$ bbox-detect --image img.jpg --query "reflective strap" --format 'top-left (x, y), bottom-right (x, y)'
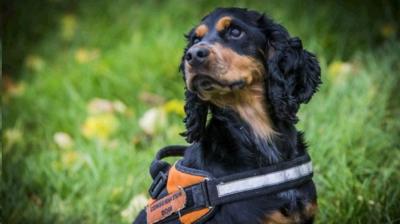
top-left (216, 161), bottom-right (312, 197)
top-left (147, 152), bottom-right (314, 223)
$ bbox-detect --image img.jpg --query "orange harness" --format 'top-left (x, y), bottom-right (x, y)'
top-left (147, 163), bottom-right (213, 224)
top-left (146, 145), bottom-right (313, 224)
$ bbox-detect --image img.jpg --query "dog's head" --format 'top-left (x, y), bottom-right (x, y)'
top-left (181, 8), bottom-right (321, 143)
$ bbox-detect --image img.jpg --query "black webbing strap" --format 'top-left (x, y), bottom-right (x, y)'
top-left (207, 154), bottom-right (312, 206)
top-left (182, 154), bottom-right (313, 209)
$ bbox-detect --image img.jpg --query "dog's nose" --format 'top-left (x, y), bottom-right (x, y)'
top-left (185, 46), bottom-right (210, 66)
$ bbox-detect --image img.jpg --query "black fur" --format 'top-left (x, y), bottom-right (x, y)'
top-left (134, 7), bottom-right (321, 224)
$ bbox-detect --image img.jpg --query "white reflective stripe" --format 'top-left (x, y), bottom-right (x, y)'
top-left (216, 161), bottom-right (313, 197)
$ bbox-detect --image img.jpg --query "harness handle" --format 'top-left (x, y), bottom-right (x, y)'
top-left (148, 145), bottom-right (188, 198)
top-left (150, 145), bottom-right (188, 179)
top-left (155, 145), bottom-right (187, 160)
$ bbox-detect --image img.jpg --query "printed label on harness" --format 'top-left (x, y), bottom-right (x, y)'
top-left (146, 189), bottom-right (187, 224)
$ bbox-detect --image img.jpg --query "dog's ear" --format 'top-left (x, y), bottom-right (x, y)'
top-left (259, 16), bottom-right (321, 123)
top-left (181, 89), bottom-right (208, 143)
top-left (179, 30), bottom-right (209, 143)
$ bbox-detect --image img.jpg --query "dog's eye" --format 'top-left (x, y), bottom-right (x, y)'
top-left (228, 27), bottom-right (243, 39)
top-left (193, 37), bottom-right (201, 44)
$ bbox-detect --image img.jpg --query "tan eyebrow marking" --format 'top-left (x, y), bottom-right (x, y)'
top-left (194, 24), bottom-right (208, 38)
top-left (215, 16), bottom-right (232, 32)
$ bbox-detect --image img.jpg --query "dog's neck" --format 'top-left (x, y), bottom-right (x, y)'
top-left (199, 85), bottom-right (302, 175)
top-left (206, 83), bottom-right (276, 140)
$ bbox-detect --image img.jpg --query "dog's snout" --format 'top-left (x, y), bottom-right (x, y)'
top-left (186, 46), bottom-right (210, 66)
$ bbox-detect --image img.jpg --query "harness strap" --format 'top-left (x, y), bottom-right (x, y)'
top-left (147, 146), bottom-right (314, 224)
top-left (184, 154), bottom-right (313, 208)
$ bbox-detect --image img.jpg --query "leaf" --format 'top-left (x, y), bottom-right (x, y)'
top-left (3, 76), bottom-right (26, 97)
top-left (138, 107), bottom-right (167, 136)
top-left (87, 98), bottom-right (128, 115)
top-left (87, 98), bottom-right (114, 114)
top-left (138, 91), bottom-right (165, 106)
top-left (113, 100), bottom-right (127, 114)
top-left (53, 132), bottom-right (74, 149)
top-left (121, 194), bottom-right (148, 222)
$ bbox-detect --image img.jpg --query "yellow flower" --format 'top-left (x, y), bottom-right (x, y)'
top-left (327, 60), bottom-right (353, 84)
top-left (4, 128), bottom-right (23, 151)
top-left (61, 14), bottom-right (77, 40)
top-left (74, 48), bottom-right (99, 64)
top-left (111, 187), bottom-right (123, 200)
top-left (81, 113), bottom-right (119, 140)
top-left (25, 55), bottom-right (45, 72)
top-left (381, 23), bottom-right (396, 39)
top-left (61, 150), bottom-right (80, 167)
top-left (163, 99), bottom-right (185, 117)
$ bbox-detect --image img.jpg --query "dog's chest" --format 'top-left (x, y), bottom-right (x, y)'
top-left (208, 187), bottom-right (317, 224)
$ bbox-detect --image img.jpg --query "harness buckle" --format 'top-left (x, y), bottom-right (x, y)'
top-left (148, 171), bottom-right (168, 199)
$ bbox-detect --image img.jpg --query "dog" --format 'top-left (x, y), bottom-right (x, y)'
top-left (134, 7), bottom-right (321, 224)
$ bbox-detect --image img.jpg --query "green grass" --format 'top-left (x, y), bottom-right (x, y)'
top-left (2, 1), bottom-right (400, 223)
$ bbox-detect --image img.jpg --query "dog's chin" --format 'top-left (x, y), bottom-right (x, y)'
top-left (189, 75), bottom-right (246, 100)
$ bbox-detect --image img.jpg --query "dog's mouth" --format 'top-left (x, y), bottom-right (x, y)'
top-left (190, 74), bottom-right (246, 94)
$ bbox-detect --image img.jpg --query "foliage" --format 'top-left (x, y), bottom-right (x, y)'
top-left (2, 0), bottom-right (399, 223)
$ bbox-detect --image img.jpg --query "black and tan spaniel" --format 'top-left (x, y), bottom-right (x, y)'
top-left (134, 7), bottom-right (321, 224)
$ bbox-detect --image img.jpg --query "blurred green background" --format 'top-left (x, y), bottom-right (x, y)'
top-left (2, 0), bottom-right (400, 223)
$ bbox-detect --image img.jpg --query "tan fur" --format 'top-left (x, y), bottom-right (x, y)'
top-left (215, 16), bottom-right (232, 32)
top-left (185, 43), bottom-right (276, 139)
top-left (211, 84), bottom-right (275, 140)
top-left (263, 211), bottom-right (299, 224)
top-left (262, 202), bottom-right (318, 224)
top-left (185, 43), bottom-right (263, 90)
top-left (303, 202), bottom-right (318, 220)
top-left (194, 24), bottom-right (208, 38)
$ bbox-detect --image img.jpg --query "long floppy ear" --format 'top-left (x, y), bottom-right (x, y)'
top-left (181, 89), bottom-right (208, 143)
top-left (259, 16), bottom-right (321, 124)
top-left (179, 31), bottom-right (209, 143)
